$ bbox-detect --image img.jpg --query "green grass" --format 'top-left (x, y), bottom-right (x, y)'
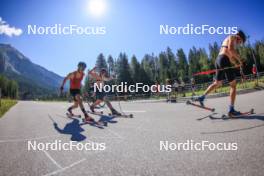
top-left (0, 99), bottom-right (17, 117)
top-left (124, 77), bottom-right (264, 101)
top-left (184, 78), bottom-right (264, 97)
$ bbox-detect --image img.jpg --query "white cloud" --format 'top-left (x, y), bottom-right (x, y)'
top-left (0, 17), bottom-right (23, 37)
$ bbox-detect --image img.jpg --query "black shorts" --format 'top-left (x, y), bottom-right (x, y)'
top-left (70, 89), bottom-right (81, 101)
top-left (95, 91), bottom-right (106, 101)
top-left (215, 55), bottom-right (236, 82)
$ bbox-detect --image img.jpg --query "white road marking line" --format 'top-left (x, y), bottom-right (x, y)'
top-left (123, 110), bottom-right (146, 113)
top-left (0, 134), bottom-right (60, 143)
top-left (89, 136), bottom-right (121, 139)
top-left (105, 128), bottom-right (123, 139)
top-left (43, 158), bottom-right (86, 176)
top-left (43, 150), bottom-right (62, 169)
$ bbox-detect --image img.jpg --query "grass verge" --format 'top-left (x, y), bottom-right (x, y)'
top-left (0, 99), bottom-right (17, 118)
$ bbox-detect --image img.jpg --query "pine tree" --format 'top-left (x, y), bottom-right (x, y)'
top-left (158, 52), bottom-right (169, 83)
top-left (209, 42), bottom-right (219, 69)
top-left (198, 48), bottom-right (210, 71)
top-left (107, 55), bottom-right (115, 76)
top-left (166, 47), bottom-right (178, 80)
top-left (0, 75), bottom-right (18, 98)
top-left (177, 48), bottom-right (189, 82)
top-left (130, 55), bottom-right (141, 83)
top-left (141, 54), bottom-right (155, 84)
top-left (116, 53), bottom-right (132, 84)
top-left (0, 54), bottom-right (5, 73)
top-left (238, 43), bottom-right (257, 74)
top-left (96, 53), bottom-right (108, 72)
top-left (188, 47), bottom-right (200, 77)
top-left (254, 40), bottom-right (264, 71)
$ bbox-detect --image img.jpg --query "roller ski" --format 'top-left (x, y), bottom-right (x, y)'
top-left (222, 108), bottom-right (254, 118)
top-left (108, 109), bottom-right (133, 118)
top-left (82, 114), bottom-right (107, 127)
top-left (186, 95), bottom-right (215, 112)
top-left (66, 112), bottom-right (81, 119)
top-left (88, 105), bottom-right (104, 115)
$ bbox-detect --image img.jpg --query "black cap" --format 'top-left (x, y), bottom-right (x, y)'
top-left (78, 62), bottom-right (86, 69)
top-left (236, 30), bottom-right (246, 43)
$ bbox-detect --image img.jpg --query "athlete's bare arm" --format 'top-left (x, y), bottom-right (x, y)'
top-left (102, 75), bottom-right (115, 82)
top-left (88, 67), bottom-right (102, 81)
top-left (61, 73), bottom-right (73, 88)
top-left (228, 36), bottom-right (243, 66)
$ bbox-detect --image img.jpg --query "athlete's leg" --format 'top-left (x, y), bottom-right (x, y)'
top-left (194, 80), bottom-right (222, 106)
top-left (90, 92), bottom-right (104, 112)
top-left (227, 74), bottom-right (240, 115)
top-left (75, 94), bottom-right (93, 120)
top-left (92, 99), bottom-right (103, 107)
top-left (229, 80), bottom-right (237, 106)
top-left (104, 96), bottom-right (121, 115)
top-left (228, 80), bottom-right (240, 115)
top-left (105, 100), bottom-right (113, 109)
top-left (195, 55), bottom-right (225, 106)
top-left (90, 99), bottom-right (103, 112)
top-left (67, 101), bottom-right (78, 115)
top-left (203, 80), bottom-right (222, 96)
top-left (225, 65), bottom-right (240, 115)
top-left (204, 56), bottom-right (224, 96)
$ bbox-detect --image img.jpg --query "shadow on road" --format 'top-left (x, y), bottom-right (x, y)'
top-left (209, 113), bottom-right (264, 121)
top-left (201, 123), bottom-right (264, 134)
top-left (48, 114), bottom-right (120, 141)
top-left (48, 115), bottom-right (86, 141)
top-left (55, 114), bottom-right (105, 129)
top-left (54, 119), bottom-right (87, 141)
top-left (99, 115), bottom-right (118, 124)
top-left (201, 114), bottom-right (264, 134)
top-left (196, 113), bottom-right (218, 121)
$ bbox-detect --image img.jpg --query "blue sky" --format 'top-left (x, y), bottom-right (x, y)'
top-left (0, 0), bottom-right (263, 76)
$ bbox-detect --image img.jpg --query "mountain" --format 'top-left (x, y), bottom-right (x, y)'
top-left (0, 44), bottom-right (64, 99)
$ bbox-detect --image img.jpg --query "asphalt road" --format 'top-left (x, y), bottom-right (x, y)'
top-left (0, 91), bottom-right (264, 176)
